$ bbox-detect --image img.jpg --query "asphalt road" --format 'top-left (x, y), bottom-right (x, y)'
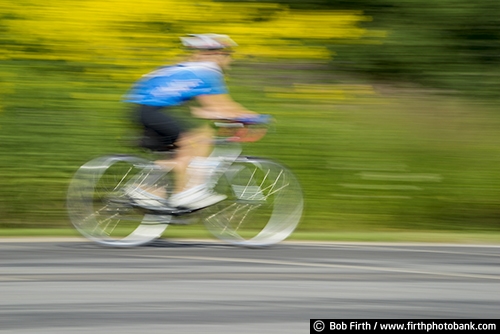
top-left (1, 238), bottom-right (499, 333)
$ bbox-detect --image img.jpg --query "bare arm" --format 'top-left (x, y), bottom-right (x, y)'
top-left (191, 94), bottom-right (257, 119)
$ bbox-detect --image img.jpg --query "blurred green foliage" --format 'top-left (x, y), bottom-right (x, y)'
top-left (261, 0), bottom-right (500, 96)
top-left (1, 0), bottom-right (500, 234)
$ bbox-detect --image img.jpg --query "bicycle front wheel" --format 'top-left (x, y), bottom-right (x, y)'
top-left (203, 157), bottom-right (303, 247)
top-left (66, 155), bottom-right (170, 247)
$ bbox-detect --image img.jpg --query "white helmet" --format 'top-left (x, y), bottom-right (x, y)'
top-left (180, 34), bottom-right (237, 50)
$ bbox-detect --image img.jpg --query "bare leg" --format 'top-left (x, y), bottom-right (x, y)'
top-left (128, 124), bottom-right (225, 209)
top-left (155, 125), bottom-right (214, 194)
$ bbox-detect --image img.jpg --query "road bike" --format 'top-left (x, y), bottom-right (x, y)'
top-left (66, 115), bottom-right (303, 247)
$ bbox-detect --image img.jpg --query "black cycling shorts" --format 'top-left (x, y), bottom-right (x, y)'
top-left (133, 104), bottom-right (184, 151)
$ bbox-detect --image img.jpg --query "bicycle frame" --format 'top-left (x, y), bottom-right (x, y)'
top-left (67, 117), bottom-right (303, 247)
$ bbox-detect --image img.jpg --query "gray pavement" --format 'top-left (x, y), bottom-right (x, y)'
top-left (0, 238), bottom-right (499, 333)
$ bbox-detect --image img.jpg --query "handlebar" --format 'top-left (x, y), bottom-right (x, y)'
top-left (212, 114), bottom-right (272, 125)
top-left (212, 114), bottom-right (273, 143)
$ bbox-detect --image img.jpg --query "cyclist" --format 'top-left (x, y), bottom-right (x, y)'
top-left (123, 34), bottom-right (258, 210)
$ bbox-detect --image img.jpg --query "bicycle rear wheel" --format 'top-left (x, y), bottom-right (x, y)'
top-left (67, 155), bottom-right (170, 247)
top-left (203, 157), bottom-right (303, 247)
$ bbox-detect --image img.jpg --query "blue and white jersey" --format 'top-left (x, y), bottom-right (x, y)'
top-left (124, 62), bottom-right (228, 106)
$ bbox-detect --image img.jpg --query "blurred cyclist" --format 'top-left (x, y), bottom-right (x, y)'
top-left (124, 34), bottom-right (257, 210)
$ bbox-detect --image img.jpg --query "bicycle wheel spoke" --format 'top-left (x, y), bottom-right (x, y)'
top-left (112, 166), bottom-right (134, 192)
top-left (98, 213), bottom-right (122, 235)
top-left (239, 167), bottom-right (260, 199)
top-left (67, 155), bottom-right (169, 246)
top-left (233, 204), bottom-right (262, 231)
top-left (204, 157), bottom-right (303, 246)
top-left (260, 181), bottom-right (289, 199)
top-left (206, 202), bottom-right (261, 236)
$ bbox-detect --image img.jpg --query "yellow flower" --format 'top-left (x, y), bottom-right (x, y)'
top-left (0, 0), bottom-right (384, 92)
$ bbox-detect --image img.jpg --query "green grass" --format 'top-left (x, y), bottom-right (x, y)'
top-left (1, 228), bottom-right (499, 245)
top-left (1, 60), bottom-right (500, 237)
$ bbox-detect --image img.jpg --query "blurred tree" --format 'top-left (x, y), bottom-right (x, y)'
top-left (229, 0), bottom-right (500, 96)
